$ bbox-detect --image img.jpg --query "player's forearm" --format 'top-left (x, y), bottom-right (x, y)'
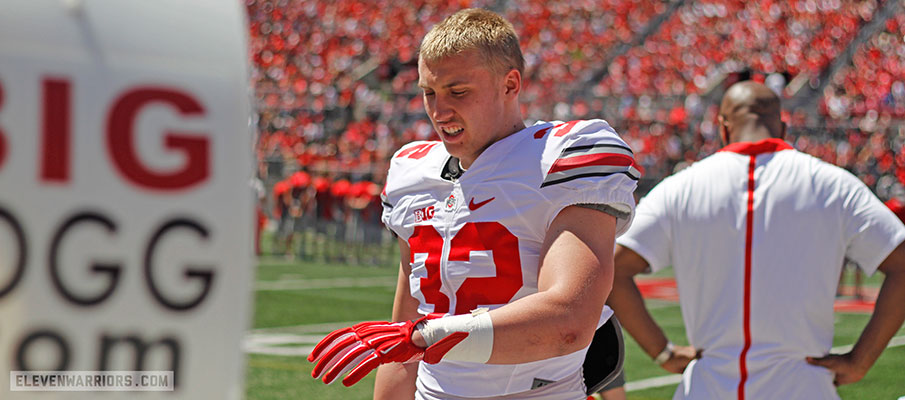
top-left (373, 363), bottom-right (418, 400)
top-left (482, 215), bottom-right (615, 365)
top-left (849, 269), bottom-right (905, 371)
top-left (607, 274), bottom-right (669, 359)
top-left (484, 282), bottom-right (609, 364)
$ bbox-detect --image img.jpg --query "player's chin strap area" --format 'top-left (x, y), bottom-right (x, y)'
top-left (441, 156), bottom-right (465, 181)
top-left (418, 307), bottom-right (494, 363)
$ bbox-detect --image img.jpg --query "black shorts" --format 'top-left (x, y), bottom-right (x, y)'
top-left (583, 316), bottom-right (625, 395)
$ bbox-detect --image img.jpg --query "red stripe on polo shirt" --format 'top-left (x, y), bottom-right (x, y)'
top-left (737, 155), bottom-right (757, 400)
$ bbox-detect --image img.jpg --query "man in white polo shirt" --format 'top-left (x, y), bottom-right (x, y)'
top-left (608, 81), bottom-right (905, 399)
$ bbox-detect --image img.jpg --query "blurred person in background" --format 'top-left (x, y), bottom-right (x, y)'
top-left (289, 169), bottom-right (314, 259)
top-left (329, 174), bottom-right (352, 262)
top-left (271, 178), bottom-right (294, 258)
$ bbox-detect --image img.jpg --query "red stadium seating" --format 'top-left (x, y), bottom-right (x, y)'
top-left (247, 0), bottom-right (905, 200)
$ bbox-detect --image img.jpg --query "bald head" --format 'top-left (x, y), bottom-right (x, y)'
top-left (718, 81), bottom-right (785, 144)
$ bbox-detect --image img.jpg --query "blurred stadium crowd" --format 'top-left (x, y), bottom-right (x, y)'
top-left (247, 0), bottom-right (905, 261)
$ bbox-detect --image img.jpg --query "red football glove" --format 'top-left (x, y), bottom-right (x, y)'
top-left (307, 314), bottom-right (468, 386)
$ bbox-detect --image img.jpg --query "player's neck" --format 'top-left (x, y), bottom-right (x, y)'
top-left (461, 121), bottom-right (526, 170)
top-left (730, 129), bottom-right (775, 145)
top-left (498, 120), bottom-right (527, 142)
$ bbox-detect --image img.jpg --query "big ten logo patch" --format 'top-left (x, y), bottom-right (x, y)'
top-left (414, 206), bottom-right (435, 223)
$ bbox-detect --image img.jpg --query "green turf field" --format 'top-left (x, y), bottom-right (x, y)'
top-left (246, 258), bottom-right (905, 399)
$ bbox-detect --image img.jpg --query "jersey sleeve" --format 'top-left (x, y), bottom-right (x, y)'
top-left (379, 184), bottom-right (393, 231)
top-left (380, 141), bottom-right (441, 236)
top-left (539, 119), bottom-right (639, 236)
top-left (615, 178), bottom-right (675, 273)
top-left (840, 172), bottom-right (905, 275)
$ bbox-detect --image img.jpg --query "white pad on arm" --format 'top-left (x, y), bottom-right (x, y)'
top-left (417, 309), bottom-right (494, 363)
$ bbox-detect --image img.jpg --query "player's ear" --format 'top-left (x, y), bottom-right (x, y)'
top-left (503, 69), bottom-right (521, 97)
top-left (718, 116), bottom-right (729, 145)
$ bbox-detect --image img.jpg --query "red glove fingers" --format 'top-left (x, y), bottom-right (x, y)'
top-left (307, 327), bottom-right (353, 363)
top-left (311, 321), bottom-right (409, 382)
top-left (341, 352), bottom-right (383, 386)
top-left (309, 331), bottom-right (359, 379)
top-left (308, 321), bottom-right (410, 384)
top-left (308, 315), bottom-right (469, 387)
top-left (338, 332), bottom-right (469, 387)
top-left (321, 343), bottom-right (374, 385)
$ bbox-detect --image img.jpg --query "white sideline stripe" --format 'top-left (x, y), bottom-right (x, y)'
top-left (829, 334), bottom-right (905, 354)
top-left (252, 321), bottom-right (362, 334)
top-left (625, 374), bottom-right (682, 392)
top-left (243, 333), bottom-right (320, 357)
top-left (244, 344), bottom-right (315, 357)
top-left (255, 276), bottom-right (397, 291)
top-left (245, 333), bottom-right (324, 344)
top-left (625, 335), bottom-right (905, 392)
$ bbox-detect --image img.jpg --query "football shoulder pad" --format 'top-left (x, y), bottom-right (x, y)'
top-left (381, 140), bottom-right (446, 211)
top-left (538, 119), bottom-right (641, 188)
top-left (535, 119), bottom-right (639, 235)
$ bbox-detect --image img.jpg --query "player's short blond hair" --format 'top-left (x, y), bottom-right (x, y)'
top-left (419, 8), bottom-right (525, 77)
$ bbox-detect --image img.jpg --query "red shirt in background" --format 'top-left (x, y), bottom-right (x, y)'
top-left (272, 180), bottom-right (291, 218)
top-left (885, 198), bottom-right (905, 223)
top-left (313, 176), bottom-right (333, 220)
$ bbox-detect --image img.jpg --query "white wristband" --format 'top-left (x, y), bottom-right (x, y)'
top-left (417, 309), bottom-right (493, 363)
top-left (654, 341), bottom-right (674, 365)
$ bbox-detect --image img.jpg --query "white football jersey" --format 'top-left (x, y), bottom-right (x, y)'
top-left (382, 119), bottom-right (638, 397)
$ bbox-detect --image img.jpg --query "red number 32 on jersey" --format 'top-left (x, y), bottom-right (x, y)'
top-left (408, 222), bottom-right (523, 315)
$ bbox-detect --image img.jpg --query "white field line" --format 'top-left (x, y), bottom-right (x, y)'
top-left (625, 335), bottom-right (905, 392)
top-left (245, 333), bottom-right (325, 344)
top-left (255, 276), bottom-right (396, 291)
top-left (625, 374), bottom-right (683, 392)
top-left (243, 333), bottom-right (320, 357)
top-left (245, 345), bottom-right (315, 357)
top-left (252, 321), bottom-right (363, 335)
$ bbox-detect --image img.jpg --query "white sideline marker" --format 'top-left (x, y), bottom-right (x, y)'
top-left (255, 276), bottom-right (397, 291)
